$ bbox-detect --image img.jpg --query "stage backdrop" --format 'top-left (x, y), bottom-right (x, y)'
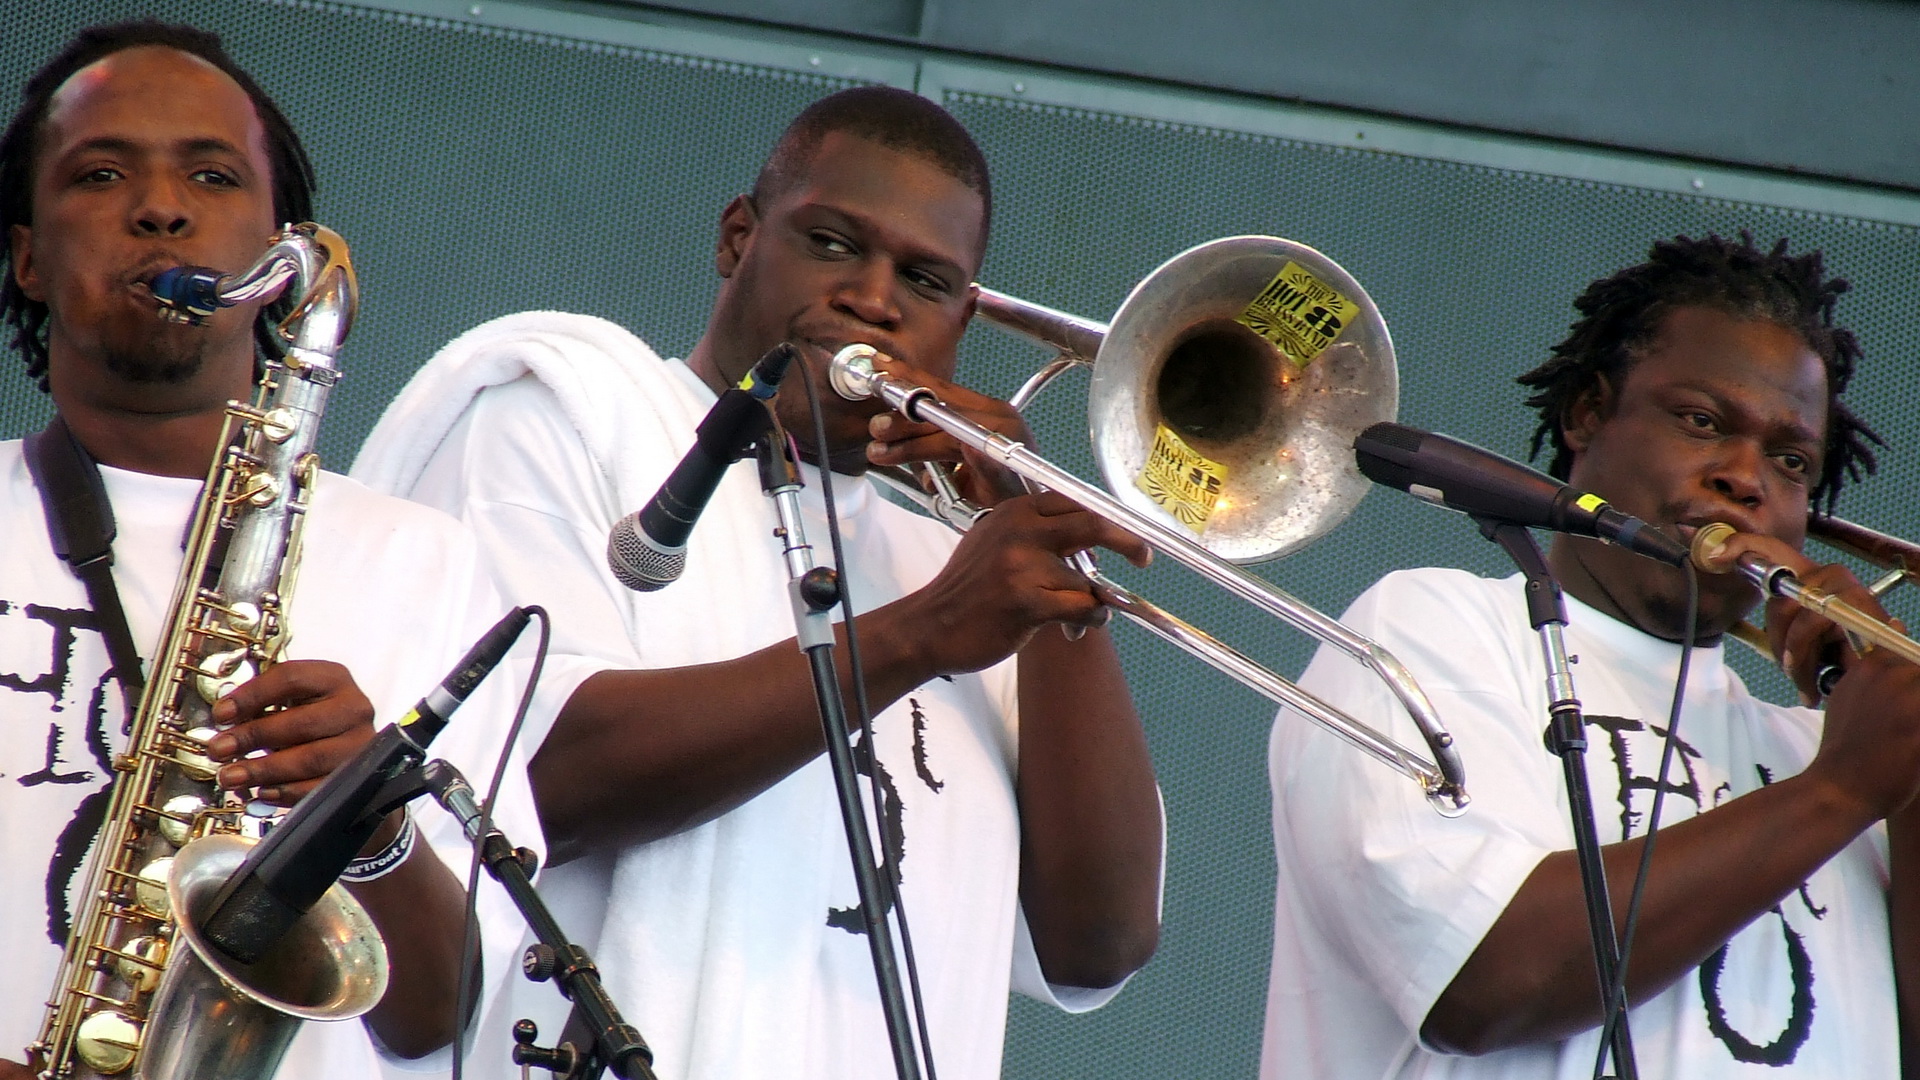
top-left (5, 2), bottom-right (1918, 1076)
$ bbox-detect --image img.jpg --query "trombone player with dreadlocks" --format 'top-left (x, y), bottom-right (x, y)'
top-left (1260, 234), bottom-right (1920, 1079)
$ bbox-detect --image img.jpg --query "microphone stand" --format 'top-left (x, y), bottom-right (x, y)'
top-left (423, 760), bottom-right (656, 1080)
top-left (1475, 517), bottom-right (1638, 1080)
top-left (757, 427), bottom-right (927, 1080)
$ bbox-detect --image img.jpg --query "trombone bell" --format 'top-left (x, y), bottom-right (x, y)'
top-left (1087, 236), bottom-right (1397, 564)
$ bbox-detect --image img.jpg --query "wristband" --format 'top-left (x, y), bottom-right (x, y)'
top-left (341, 811), bottom-right (416, 883)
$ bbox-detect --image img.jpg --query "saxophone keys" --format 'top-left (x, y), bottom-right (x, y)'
top-left (226, 601), bottom-right (263, 634)
top-left (113, 935), bottom-right (169, 993)
top-left (74, 1010), bottom-right (141, 1074)
top-left (259, 407), bottom-right (297, 443)
top-left (193, 648), bottom-right (255, 704)
top-left (156, 794), bottom-right (210, 847)
top-left (224, 404), bottom-right (297, 443)
top-left (172, 728), bottom-right (221, 782)
top-left (223, 470), bottom-right (281, 508)
top-left (133, 857), bottom-right (173, 918)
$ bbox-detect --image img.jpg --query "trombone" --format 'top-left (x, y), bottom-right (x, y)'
top-left (842, 235), bottom-right (1469, 815)
top-left (1705, 515), bottom-right (1920, 676)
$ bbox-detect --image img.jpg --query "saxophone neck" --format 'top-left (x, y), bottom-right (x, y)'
top-left (150, 223), bottom-right (357, 368)
top-left (272, 223), bottom-right (356, 366)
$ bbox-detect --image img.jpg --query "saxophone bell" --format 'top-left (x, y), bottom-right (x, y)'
top-left (139, 836), bottom-right (387, 1080)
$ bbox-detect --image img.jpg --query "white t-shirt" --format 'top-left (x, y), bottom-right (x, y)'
top-left (352, 312), bottom-right (1119, 1080)
top-left (1261, 567), bottom-right (1895, 1079)
top-left (0, 438), bottom-right (559, 1080)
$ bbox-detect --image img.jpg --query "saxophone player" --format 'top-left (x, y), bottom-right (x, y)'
top-left (0, 22), bottom-right (547, 1078)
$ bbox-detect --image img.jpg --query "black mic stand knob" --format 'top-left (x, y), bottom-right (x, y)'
top-left (799, 566), bottom-right (840, 612)
top-left (524, 943), bottom-right (560, 982)
top-left (512, 1018), bottom-right (581, 1079)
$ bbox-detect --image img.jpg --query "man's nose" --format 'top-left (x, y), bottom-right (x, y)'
top-left (832, 260), bottom-right (902, 329)
top-left (1707, 438), bottom-right (1767, 508)
top-left (130, 174), bottom-right (192, 237)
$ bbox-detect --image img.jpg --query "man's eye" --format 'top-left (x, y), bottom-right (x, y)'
top-left (191, 168), bottom-right (238, 187)
top-left (810, 231), bottom-right (854, 256)
top-left (78, 167), bottom-right (122, 184)
top-left (903, 268), bottom-right (951, 295)
top-left (1777, 451), bottom-right (1810, 475)
top-left (1681, 411), bottom-right (1716, 431)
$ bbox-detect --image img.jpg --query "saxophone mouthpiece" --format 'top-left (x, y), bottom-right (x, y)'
top-left (149, 265), bottom-right (227, 325)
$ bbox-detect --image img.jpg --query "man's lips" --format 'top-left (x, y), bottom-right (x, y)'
top-left (1673, 511), bottom-right (1767, 545)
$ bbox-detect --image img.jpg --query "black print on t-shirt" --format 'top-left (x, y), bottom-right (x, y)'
top-left (1, 599), bottom-right (100, 704)
top-left (909, 696), bottom-right (943, 794)
top-left (1590, 718), bottom-right (1820, 1065)
top-left (1696, 764), bottom-right (1821, 1066)
top-left (828, 722), bottom-right (905, 935)
top-left (20, 724), bottom-right (92, 786)
top-left (3, 599), bottom-right (118, 947)
top-left (826, 695), bottom-right (945, 935)
top-left (1585, 714), bottom-right (1704, 838)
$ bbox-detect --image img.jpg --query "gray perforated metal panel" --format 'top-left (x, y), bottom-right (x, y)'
top-left (0, 0), bottom-right (866, 463)
top-left (4, 3), bottom-right (1918, 1078)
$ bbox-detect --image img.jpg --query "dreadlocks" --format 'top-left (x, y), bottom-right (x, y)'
top-left (1518, 232), bottom-right (1881, 513)
top-left (0, 20), bottom-right (316, 391)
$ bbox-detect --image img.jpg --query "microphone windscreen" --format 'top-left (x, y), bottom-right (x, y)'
top-left (607, 513), bottom-right (686, 592)
top-left (1353, 422), bottom-right (1424, 492)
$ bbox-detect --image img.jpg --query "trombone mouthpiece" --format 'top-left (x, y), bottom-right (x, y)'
top-left (829, 344), bottom-right (882, 400)
top-left (1690, 522), bottom-right (1740, 573)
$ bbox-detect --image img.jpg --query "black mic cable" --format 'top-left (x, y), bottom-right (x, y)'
top-left (793, 355), bottom-right (940, 1080)
top-left (451, 606), bottom-right (549, 1080)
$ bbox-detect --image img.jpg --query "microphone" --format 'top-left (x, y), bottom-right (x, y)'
top-left (198, 606), bottom-right (532, 964)
top-left (1353, 421), bottom-right (1690, 567)
top-left (607, 342), bottom-right (798, 591)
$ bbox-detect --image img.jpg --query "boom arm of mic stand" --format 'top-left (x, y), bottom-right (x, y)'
top-left (423, 761), bottom-right (657, 1080)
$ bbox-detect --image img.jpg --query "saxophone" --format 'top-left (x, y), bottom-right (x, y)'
top-left (33, 224), bottom-right (388, 1080)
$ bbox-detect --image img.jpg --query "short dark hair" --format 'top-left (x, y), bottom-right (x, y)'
top-left (0, 20), bottom-right (317, 391)
top-left (752, 85), bottom-right (991, 252)
top-left (1518, 232), bottom-right (1881, 513)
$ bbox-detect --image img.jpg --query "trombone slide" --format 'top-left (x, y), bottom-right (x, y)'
top-left (838, 346), bottom-right (1468, 813)
top-left (1693, 522), bottom-right (1920, 673)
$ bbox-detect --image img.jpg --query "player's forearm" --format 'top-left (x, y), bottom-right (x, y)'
top-left (349, 824), bottom-right (477, 1058)
top-left (1015, 624), bottom-right (1162, 989)
top-left (1423, 771), bottom-right (1874, 1054)
top-left (532, 604), bottom-right (939, 863)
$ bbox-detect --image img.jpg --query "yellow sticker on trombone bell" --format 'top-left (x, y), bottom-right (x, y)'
top-left (1136, 424), bottom-right (1230, 533)
top-left (1235, 261), bottom-right (1359, 367)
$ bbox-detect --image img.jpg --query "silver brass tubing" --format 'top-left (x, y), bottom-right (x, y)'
top-left (974, 287), bottom-right (1108, 362)
top-left (1009, 355), bottom-right (1088, 411)
top-left (1695, 522), bottom-right (1920, 671)
top-left (1091, 571), bottom-right (1457, 805)
top-left (840, 346), bottom-right (1468, 813)
top-left (209, 231), bottom-right (319, 306)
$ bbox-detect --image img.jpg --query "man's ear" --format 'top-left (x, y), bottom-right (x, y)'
top-left (1561, 373), bottom-right (1616, 456)
top-left (714, 194), bottom-right (757, 278)
top-left (10, 224), bottom-right (43, 301)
